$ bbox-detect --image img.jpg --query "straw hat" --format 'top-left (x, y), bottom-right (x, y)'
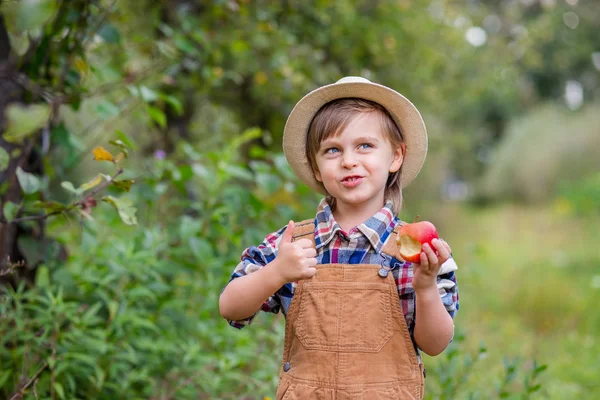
top-left (283, 76), bottom-right (428, 195)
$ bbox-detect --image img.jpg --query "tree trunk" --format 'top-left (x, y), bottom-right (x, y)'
top-left (0, 15), bottom-right (42, 286)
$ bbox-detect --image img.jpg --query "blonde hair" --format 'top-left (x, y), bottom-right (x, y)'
top-left (306, 98), bottom-right (404, 214)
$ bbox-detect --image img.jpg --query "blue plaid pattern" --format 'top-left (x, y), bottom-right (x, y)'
top-left (227, 199), bottom-right (459, 335)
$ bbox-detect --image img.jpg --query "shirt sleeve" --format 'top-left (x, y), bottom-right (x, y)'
top-left (225, 224), bottom-right (288, 329)
top-left (437, 257), bottom-right (459, 318)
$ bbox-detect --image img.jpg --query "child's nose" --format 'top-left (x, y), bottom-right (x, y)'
top-left (341, 152), bottom-right (358, 168)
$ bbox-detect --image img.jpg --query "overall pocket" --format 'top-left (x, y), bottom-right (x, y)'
top-left (294, 282), bottom-right (393, 352)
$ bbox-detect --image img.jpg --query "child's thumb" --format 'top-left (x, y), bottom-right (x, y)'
top-left (280, 220), bottom-right (295, 244)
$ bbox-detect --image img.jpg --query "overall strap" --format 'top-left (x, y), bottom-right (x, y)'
top-left (291, 219), bottom-right (316, 247)
top-left (380, 222), bottom-right (404, 261)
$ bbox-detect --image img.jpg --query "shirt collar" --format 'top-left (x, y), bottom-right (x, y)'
top-left (314, 198), bottom-right (397, 253)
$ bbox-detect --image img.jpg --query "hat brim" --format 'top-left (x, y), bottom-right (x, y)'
top-left (283, 79), bottom-right (428, 195)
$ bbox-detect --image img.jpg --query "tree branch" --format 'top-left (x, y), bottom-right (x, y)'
top-left (9, 361), bottom-right (48, 400)
top-left (1, 168), bottom-right (124, 224)
top-left (0, 258), bottom-right (24, 276)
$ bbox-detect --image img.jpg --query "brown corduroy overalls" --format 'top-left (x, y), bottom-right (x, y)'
top-left (275, 220), bottom-right (425, 400)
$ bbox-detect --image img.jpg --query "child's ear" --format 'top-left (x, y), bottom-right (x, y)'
top-left (314, 168), bottom-right (323, 182)
top-left (389, 143), bottom-right (406, 173)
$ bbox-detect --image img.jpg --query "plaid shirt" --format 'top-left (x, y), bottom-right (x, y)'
top-left (227, 199), bottom-right (459, 337)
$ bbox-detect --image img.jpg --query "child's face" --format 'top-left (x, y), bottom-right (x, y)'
top-left (313, 112), bottom-right (404, 214)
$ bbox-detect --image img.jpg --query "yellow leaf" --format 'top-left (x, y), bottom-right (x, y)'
top-left (79, 174), bottom-right (103, 192)
top-left (74, 57), bottom-right (89, 77)
top-left (254, 71), bottom-right (268, 86)
top-left (93, 147), bottom-right (114, 162)
top-left (114, 152), bottom-right (125, 163)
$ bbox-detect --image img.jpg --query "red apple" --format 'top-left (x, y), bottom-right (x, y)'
top-left (396, 220), bottom-right (439, 263)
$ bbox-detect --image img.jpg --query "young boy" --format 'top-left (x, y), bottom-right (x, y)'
top-left (219, 77), bottom-right (459, 399)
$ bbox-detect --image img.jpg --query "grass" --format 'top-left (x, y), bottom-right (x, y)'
top-left (423, 201), bottom-right (600, 399)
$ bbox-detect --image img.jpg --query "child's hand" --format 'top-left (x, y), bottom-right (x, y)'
top-left (412, 238), bottom-right (452, 292)
top-left (273, 220), bottom-right (318, 284)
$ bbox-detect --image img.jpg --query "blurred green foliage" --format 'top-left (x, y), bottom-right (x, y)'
top-left (481, 104), bottom-right (600, 203)
top-left (1, 0), bottom-right (599, 399)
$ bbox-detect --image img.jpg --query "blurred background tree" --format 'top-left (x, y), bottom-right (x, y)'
top-left (0, 0), bottom-right (598, 399)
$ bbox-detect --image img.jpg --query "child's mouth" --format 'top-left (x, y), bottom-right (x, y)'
top-left (341, 176), bottom-right (363, 188)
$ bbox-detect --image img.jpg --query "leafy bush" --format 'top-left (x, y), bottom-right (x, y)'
top-left (0, 133), bottom-right (307, 399)
top-left (424, 332), bottom-right (546, 400)
top-left (480, 104), bottom-right (600, 203)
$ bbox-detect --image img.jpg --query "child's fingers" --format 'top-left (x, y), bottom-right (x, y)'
top-left (440, 239), bottom-right (452, 254)
top-left (280, 220), bottom-right (295, 244)
top-left (431, 238), bottom-right (447, 253)
top-left (303, 247), bottom-right (317, 258)
top-left (433, 239), bottom-right (450, 262)
top-left (295, 238), bottom-right (315, 248)
top-left (419, 251), bottom-right (429, 270)
top-left (422, 243), bottom-right (439, 267)
top-left (304, 267), bottom-right (318, 278)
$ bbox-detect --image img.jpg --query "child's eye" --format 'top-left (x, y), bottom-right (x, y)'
top-left (324, 147), bottom-right (339, 154)
top-left (359, 143), bottom-right (374, 150)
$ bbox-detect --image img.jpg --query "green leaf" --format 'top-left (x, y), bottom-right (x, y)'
top-left (8, 32), bottom-right (29, 56)
top-left (111, 179), bottom-right (134, 192)
top-left (189, 237), bottom-right (212, 260)
top-left (0, 370), bottom-right (11, 388)
top-left (109, 139), bottom-right (129, 150)
top-left (126, 315), bottom-right (160, 333)
top-left (107, 300), bottom-right (118, 321)
top-left (231, 127), bottom-right (262, 150)
top-left (18, 236), bottom-right (45, 265)
top-left (65, 353), bottom-right (97, 368)
top-left (146, 105), bottom-right (166, 128)
top-left (52, 123), bottom-right (84, 169)
top-left (139, 85), bottom-right (158, 102)
top-left (160, 94), bottom-right (184, 115)
top-left (4, 103), bottom-right (50, 143)
top-left (54, 381), bottom-right (65, 399)
top-left (16, 167), bottom-right (41, 194)
top-left (173, 34), bottom-right (197, 54)
top-left (255, 172), bottom-right (281, 194)
top-left (0, 147), bottom-right (9, 172)
top-left (36, 265), bottom-right (50, 288)
top-left (32, 200), bottom-right (68, 213)
top-left (14, 0), bottom-right (57, 32)
top-left (98, 23), bottom-right (121, 44)
top-left (128, 286), bottom-right (157, 303)
top-left (61, 181), bottom-right (84, 196)
top-left (82, 302), bottom-right (103, 325)
top-left (223, 165), bottom-right (254, 181)
top-left (102, 196), bottom-right (138, 225)
top-left (93, 367), bottom-right (106, 390)
top-left (534, 364), bottom-right (548, 374)
top-left (528, 384), bottom-right (542, 393)
top-left (115, 130), bottom-right (137, 150)
top-left (95, 101), bottom-right (120, 120)
top-left (108, 140), bottom-right (129, 158)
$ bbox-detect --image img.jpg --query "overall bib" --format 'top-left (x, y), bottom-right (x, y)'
top-left (275, 220), bottom-right (425, 400)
